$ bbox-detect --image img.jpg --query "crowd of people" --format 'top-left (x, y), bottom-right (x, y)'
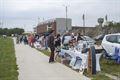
top-left (16, 30), bottom-right (87, 63)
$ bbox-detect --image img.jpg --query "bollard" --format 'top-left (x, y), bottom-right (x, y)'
top-left (87, 46), bottom-right (96, 74)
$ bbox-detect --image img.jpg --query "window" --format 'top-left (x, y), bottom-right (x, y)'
top-left (117, 35), bottom-right (120, 43)
top-left (47, 23), bottom-right (52, 31)
top-left (47, 28), bottom-right (52, 31)
top-left (48, 23), bottom-right (51, 27)
top-left (106, 35), bottom-right (117, 43)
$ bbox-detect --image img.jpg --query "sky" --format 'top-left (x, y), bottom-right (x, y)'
top-left (0, 0), bottom-right (120, 31)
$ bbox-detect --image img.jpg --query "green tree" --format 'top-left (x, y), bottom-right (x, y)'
top-left (0, 28), bottom-right (24, 36)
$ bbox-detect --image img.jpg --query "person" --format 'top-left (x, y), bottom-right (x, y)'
top-left (48, 30), bottom-right (55, 63)
top-left (69, 38), bottom-right (77, 49)
top-left (77, 33), bottom-right (83, 42)
top-left (23, 35), bottom-right (28, 45)
top-left (54, 34), bottom-right (61, 60)
top-left (16, 34), bottom-right (19, 44)
top-left (62, 31), bottom-right (71, 49)
top-left (19, 35), bottom-right (23, 43)
top-left (29, 35), bottom-right (34, 47)
top-left (44, 34), bottom-right (49, 50)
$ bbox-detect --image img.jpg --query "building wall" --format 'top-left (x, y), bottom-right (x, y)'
top-left (33, 27), bottom-right (37, 33)
top-left (36, 18), bottom-right (72, 35)
top-left (36, 24), bottom-right (47, 34)
top-left (36, 21), bottom-right (56, 34)
top-left (56, 18), bottom-right (72, 34)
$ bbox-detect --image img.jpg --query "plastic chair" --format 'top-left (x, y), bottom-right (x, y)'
top-left (74, 57), bottom-right (82, 66)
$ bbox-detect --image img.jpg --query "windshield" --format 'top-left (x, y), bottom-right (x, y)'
top-left (83, 36), bottom-right (94, 41)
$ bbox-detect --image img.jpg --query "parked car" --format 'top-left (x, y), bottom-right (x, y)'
top-left (101, 33), bottom-right (120, 56)
top-left (81, 36), bottom-right (96, 46)
top-left (94, 34), bottom-right (105, 41)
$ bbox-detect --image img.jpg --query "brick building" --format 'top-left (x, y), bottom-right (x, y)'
top-left (35, 18), bottom-right (72, 35)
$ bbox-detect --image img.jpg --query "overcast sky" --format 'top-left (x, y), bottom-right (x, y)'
top-left (0, 0), bottom-right (120, 31)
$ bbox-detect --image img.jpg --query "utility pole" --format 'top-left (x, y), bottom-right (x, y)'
top-left (105, 15), bottom-right (108, 22)
top-left (0, 0), bottom-right (4, 28)
top-left (23, 24), bottom-right (26, 31)
top-left (82, 14), bottom-right (85, 35)
top-left (63, 5), bottom-right (68, 31)
top-left (0, 22), bottom-right (2, 28)
top-left (65, 6), bottom-right (68, 31)
top-left (38, 17), bottom-right (40, 24)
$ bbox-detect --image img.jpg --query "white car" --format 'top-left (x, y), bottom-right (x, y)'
top-left (81, 36), bottom-right (96, 46)
top-left (62, 35), bottom-right (95, 46)
top-left (102, 33), bottom-right (120, 56)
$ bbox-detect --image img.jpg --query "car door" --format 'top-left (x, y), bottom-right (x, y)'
top-left (116, 35), bottom-right (120, 56)
top-left (104, 35), bottom-right (117, 55)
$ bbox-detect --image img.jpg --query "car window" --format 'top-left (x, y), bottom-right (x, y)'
top-left (117, 35), bottom-right (120, 43)
top-left (85, 36), bottom-right (94, 41)
top-left (106, 35), bottom-right (117, 43)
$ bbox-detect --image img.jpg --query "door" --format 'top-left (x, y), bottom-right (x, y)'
top-left (116, 35), bottom-right (120, 56)
top-left (104, 35), bottom-right (117, 55)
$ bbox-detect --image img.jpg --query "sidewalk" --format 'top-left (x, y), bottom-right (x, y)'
top-left (14, 39), bottom-right (90, 80)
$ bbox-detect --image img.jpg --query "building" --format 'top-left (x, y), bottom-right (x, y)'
top-left (35, 18), bottom-right (72, 35)
top-left (33, 27), bottom-right (37, 33)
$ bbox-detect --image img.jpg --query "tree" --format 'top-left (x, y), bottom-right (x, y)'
top-left (0, 28), bottom-right (24, 36)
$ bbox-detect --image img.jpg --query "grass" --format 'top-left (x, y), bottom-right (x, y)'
top-left (84, 55), bottom-right (120, 80)
top-left (0, 37), bottom-right (18, 80)
top-left (90, 72), bottom-right (112, 80)
top-left (84, 70), bottom-right (112, 80)
top-left (100, 56), bottom-right (120, 76)
top-left (86, 55), bottom-right (120, 80)
top-left (38, 49), bottom-right (51, 56)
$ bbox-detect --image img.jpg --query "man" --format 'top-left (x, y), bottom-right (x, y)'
top-left (48, 30), bottom-right (55, 63)
top-left (62, 31), bottom-right (71, 49)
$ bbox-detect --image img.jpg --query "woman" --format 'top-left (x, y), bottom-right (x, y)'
top-left (54, 34), bottom-right (61, 60)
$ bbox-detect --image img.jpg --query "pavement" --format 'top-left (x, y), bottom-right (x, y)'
top-left (14, 38), bottom-right (90, 80)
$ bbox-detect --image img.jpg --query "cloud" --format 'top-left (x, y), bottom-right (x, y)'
top-left (0, 0), bottom-right (120, 31)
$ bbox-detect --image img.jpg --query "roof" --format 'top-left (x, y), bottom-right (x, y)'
top-left (106, 33), bottom-right (120, 36)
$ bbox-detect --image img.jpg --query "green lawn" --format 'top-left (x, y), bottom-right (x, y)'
top-left (38, 49), bottom-right (50, 56)
top-left (0, 37), bottom-right (18, 80)
top-left (90, 72), bottom-right (112, 80)
top-left (85, 55), bottom-right (120, 80)
top-left (100, 56), bottom-right (120, 76)
top-left (84, 71), bottom-right (112, 80)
